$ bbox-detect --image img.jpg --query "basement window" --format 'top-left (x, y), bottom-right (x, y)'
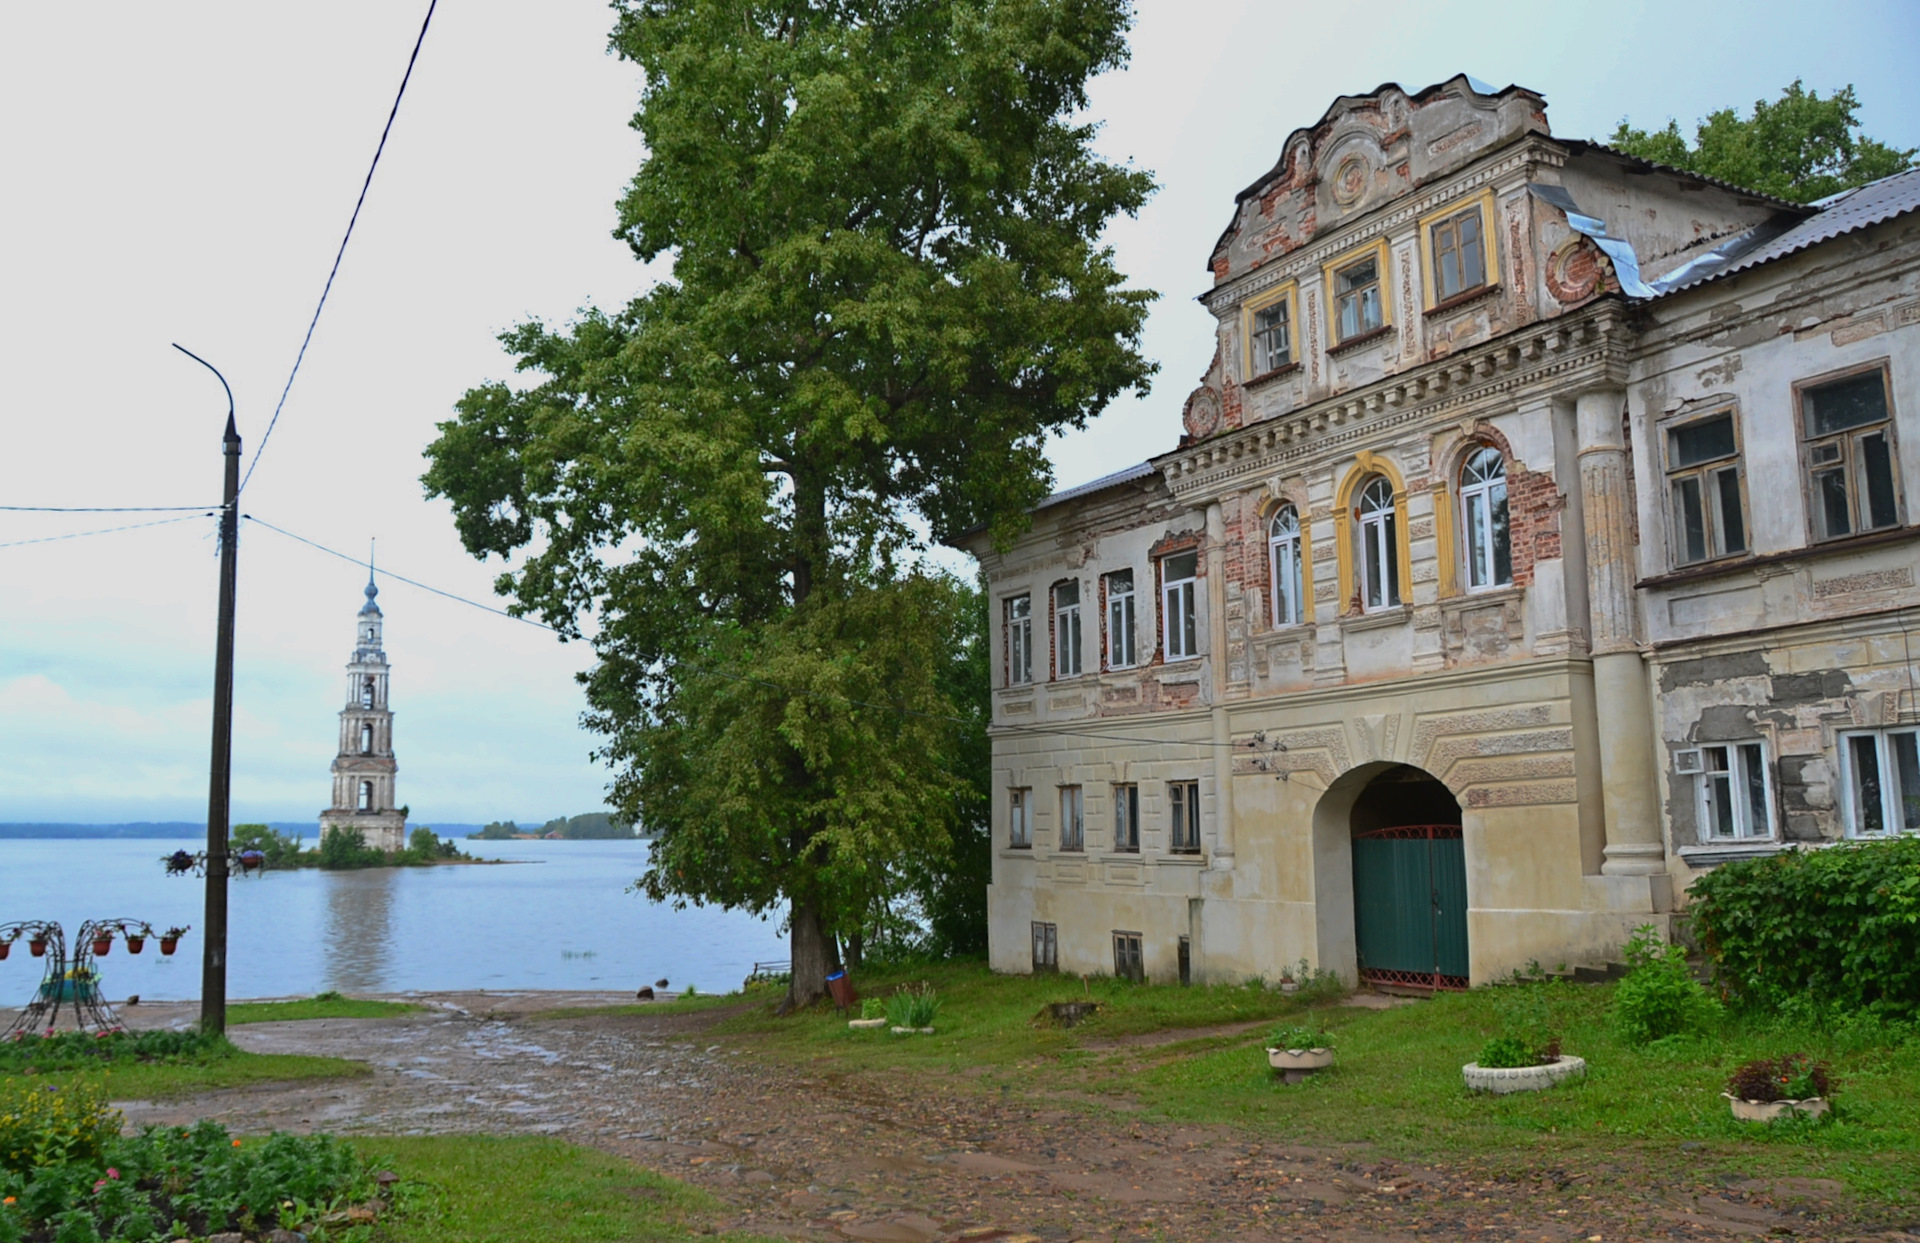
top-left (1031, 922), bottom-right (1058, 972)
top-left (1112, 932), bottom-right (1144, 983)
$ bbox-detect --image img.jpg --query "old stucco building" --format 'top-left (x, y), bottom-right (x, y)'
top-left (959, 77), bottom-right (1920, 989)
top-left (318, 570), bottom-right (407, 852)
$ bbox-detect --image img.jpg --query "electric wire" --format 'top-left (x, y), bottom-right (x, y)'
top-left (239, 0), bottom-right (439, 495)
top-left (242, 515), bottom-right (1269, 755)
top-left (0, 505), bottom-right (217, 513)
top-left (0, 513), bottom-right (213, 550)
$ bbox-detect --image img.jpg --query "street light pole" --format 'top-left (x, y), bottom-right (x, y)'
top-left (175, 343), bottom-right (239, 1036)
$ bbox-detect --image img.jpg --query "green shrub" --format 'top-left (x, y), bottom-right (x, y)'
top-left (1727, 1053), bottom-right (1833, 1103)
top-left (317, 826), bottom-right (385, 869)
top-left (1689, 837), bottom-right (1920, 1019)
top-left (0, 1081), bottom-right (120, 1175)
top-left (885, 984), bottom-right (941, 1029)
top-left (1475, 1034), bottom-right (1539, 1069)
top-left (860, 998), bottom-right (885, 1020)
top-left (0, 1030), bottom-right (227, 1075)
top-left (1611, 925), bottom-right (1722, 1045)
top-left (1264, 1024), bottom-right (1332, 1051)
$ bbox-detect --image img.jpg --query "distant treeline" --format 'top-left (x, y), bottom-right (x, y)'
top-left (468, 813), bottom-right (642, 840)
top-left (0, 822), bottom-right (493, 840)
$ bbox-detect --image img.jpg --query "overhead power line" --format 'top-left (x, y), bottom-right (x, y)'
top-left (240, 0), bottom-right (440, 495)
top-left (0, 513), bottom-right (213, 550)
top-left (244, 516), bottom-right (1269, 756)
top-left (0, 505), bottom-right (217, 513)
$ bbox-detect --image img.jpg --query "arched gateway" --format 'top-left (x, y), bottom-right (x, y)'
top-left (1313, 763), bottom-right (1469, 991)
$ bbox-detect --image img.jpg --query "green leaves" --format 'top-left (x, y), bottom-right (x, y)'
top-left (1610, 80), bottom-right (1916, 204)
top-left (1689, 837), bottom-right (1920, 1020)
top-left (424, 1), bottom-right (1154, 980)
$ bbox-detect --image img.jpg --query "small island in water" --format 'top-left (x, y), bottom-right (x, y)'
top-left (466, 812), bottom-right (642, 841)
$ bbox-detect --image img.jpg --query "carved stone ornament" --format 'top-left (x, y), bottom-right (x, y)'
top-left (1183, 385), bottom-right (1223, 439)
top-left (1545, 236), bottom-right (1608, 304)
top-left (1330, 153), bottom-right (1370, 207)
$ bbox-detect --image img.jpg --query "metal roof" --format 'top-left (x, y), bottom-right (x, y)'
top-left (1650, 167), bottom-right (1920, 297)
top-left (1035, 461), bottom-right (1158, 510)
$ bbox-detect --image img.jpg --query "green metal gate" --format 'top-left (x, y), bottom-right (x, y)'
top-left (1352, 824), bottom-right (1468, 990)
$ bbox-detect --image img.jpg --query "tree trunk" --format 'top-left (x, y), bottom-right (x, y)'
top-left (781, 901), bottom-right (832, 1013)
top-left (845, 930), bottom-right (863, 972)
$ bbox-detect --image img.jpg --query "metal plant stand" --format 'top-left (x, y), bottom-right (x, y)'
top-left (2, 919), bottom-right (172, 1036)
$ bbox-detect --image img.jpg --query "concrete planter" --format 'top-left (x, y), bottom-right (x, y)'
top-left (847, 1018), bottom-right (887, 1029)
top-left (891, 1026), bottom-right (935, 1035)
top-left (1463, 1055), bottom-right (1586, 1094)
top-left (1266, 1047), bottom-right (1334, 1072)
top-left (1724, 1093), bottom-right (1829, 1122)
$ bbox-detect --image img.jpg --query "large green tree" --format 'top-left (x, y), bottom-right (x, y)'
top-left (1610, 80), bottom-right (1915, 204)
top-left (423, 0), bottom-right (1154, 1007)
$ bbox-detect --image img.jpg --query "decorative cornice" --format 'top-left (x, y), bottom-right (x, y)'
top-left (1156, 304), bottom-right (1630, 504)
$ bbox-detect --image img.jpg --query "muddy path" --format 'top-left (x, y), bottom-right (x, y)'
top-left (113, 995), bottom-right (1913, 1242)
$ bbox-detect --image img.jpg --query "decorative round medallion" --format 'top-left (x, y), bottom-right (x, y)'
top-left (1183, 385), bottom-right (1222, 440)
top-left (1330, 153), bottom-right (1370, 207)
top-left (1545, 236), bottom-right (1608, 304)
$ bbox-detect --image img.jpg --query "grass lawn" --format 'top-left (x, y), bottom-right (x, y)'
top-left (525, 983), bottom-right (784, 1023)
top-left (355, 1136), bottom-right (775, 1243)
top-left (227, 991), bottom-right (424, 1024)
top-left (34, 1047), bottom-right (368, 1100)
top-left (707, 961), bottom-right (1920, 1208)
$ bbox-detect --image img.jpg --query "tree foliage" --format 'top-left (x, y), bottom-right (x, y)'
top-left (1610, 80), bottom-right (1915, 204)
top-left (423, 0), bottom-right (1154, 1005)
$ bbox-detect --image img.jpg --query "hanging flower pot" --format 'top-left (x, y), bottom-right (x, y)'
top-left (29, 938), bottom-right (47, 958)
top-left (0, 942), bottom-right (9, 961)
top-left (125, 935), bottom-right (146, 954)
top-left (92, 934), bottom-right (114, 956)
top-left (160, 937), bottom-right (179, 955)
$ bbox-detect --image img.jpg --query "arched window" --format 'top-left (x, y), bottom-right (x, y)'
top-left (358, 780), bottom-right (374, 811)
top-left (360, 722), bottom-right (375, 755)
top-left (1268, 506), bottom-right (1303, 627)
top-left (1459, 446), bottom-right (1512, 589)
top-left (361, 676), bottom-right (376, 708)
top-left (1357, 476), bottom-right (1401, 610)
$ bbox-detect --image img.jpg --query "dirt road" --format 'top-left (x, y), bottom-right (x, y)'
top-left (114, 994), bottom-right (1913, 1242)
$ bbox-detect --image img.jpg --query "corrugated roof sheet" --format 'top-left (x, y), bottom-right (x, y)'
top-left (1035, 460), bottom-right (1157, 510)
top-left (1652, 167), bottom-right (1920, 296)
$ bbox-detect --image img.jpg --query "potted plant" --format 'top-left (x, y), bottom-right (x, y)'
top-left (91, 928), bottom-right (115, 957)
top-left (1463, 986), bottom-right (1586, 1094)
top-left (28, 934), bottom-right (47, 958)
top-left (849, 998), bottom-right (888, 1030)
top-left (160, 927), bottom-right (188, 955)
top-left (125, 924), bottom-right (152, 955)
top-left (1724, 1054), bottom-right (1831, 1122)
top-left (886, 983), bottom-right (941, 1034)
top-left (1265, 1023), bottom-right (1334, 1082)
top-left (0, 932), bottom-right (12, 961)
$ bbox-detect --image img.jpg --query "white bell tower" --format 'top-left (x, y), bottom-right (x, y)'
top-left (318, 566), bottom-right (407, 852)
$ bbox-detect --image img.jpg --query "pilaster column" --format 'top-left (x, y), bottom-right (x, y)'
top-left (1576, 389), bottom-right (1663, 876)
top-left (1205, 502), bottom-right (1235, 868)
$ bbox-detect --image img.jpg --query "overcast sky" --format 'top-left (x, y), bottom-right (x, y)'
top-left (3, 1), bottom-right (1915, 826)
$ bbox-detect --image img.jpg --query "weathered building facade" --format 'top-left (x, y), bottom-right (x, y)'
top-left (960, 77), bottom-right (1920, 988)
top-left (318, 571), bottom-right (407, 852)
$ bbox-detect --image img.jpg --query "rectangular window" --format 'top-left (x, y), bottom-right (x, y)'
top-left (1168, 780), bottom-right (1201, 854)
top-left (1802, 369), bottom-right (1902, 541)
top-left (1058, 785), bottom-right (1084, 852)
top-left (1113, 783), bottom-right (1139, 852)
top-left (1008, 788), bottom-right (1032, 849)
top-left (1106, 569), bottom-right (1136, 668)
top-left (1006, 594), bottom-right (1032, 685)
top-left (1665, 412), bottom-right (1748, 565)
top-left (1112, 931), bottom-right (1144, 983)
top-left (1053, 580), bottom-right (1082, 678)
top-left (1162, 551), bottom-right (1198, 661)
top-left (1177, 935), bottom-right (1192, 986)
top-left (1252, 298), bottom-right (1293, 374)
top-left (1841, 728), bottom-right (1920, 836)
top-left (1687, 742), bottom-right (1772, 841)
top-left (1334, 255), bottom-right (1383, 341)
top-left (1031, 921), bottom-right (1058, 972)
top-left (1430, 205), bottom-right (1487, 301)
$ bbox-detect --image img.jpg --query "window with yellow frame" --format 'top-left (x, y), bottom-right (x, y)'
top-left (1418, 189), bottom-right (1498, 307)
top-left (1320, 240), bottom-right (1391, 346)
top-left (1241, 282), bottom-right (1298, 379)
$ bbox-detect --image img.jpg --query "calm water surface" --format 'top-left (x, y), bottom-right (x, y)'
top-left (0, 838), bottom-right (786, 1001)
